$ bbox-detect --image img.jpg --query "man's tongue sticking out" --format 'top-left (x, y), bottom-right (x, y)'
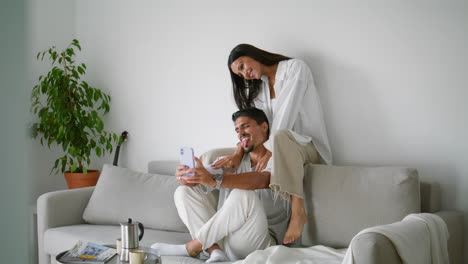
top-left (241, 137), bottom-right (250, 148)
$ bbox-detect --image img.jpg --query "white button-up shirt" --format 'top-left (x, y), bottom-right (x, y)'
top-left (254, 59), bottom-right (332, 165)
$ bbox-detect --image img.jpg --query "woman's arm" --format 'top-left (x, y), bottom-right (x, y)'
top-left (272, 59), bottom-right (332, 164)
top-left (271, 59), bottom-right (310, 133)
top-left (185, 157), bottom-right (270, 190)
top-left (259, 60), bottom-right (312, 153)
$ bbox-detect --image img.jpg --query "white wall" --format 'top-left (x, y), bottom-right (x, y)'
top-left (31, 0), bottom-right (468, 260)
top-left (29, 0), bottom-right (77, 200)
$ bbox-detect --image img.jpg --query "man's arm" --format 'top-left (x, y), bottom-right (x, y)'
top-left (185, 157), bottom-right (270, 190)
top-left (221, 171), bottom-right (270, 190)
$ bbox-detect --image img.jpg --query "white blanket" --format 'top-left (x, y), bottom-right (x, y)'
top-left (343, 213), bottom-right (449, 264)
top-left (232, 245), bottom-right (346, 264)
top-left (234, 213), bottom-right (449, 264)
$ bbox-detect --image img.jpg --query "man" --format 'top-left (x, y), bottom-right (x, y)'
top-left (152, 108), bottom-right (289, 262)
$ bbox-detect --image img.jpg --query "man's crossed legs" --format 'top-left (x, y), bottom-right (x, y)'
top-left (152, 185), bottom-right (275, 261)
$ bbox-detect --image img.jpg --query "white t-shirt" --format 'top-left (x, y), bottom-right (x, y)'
top-left (254, 59), bottom-right (333, 165)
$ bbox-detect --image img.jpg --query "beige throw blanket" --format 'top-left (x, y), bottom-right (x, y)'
top-left (343, 213), bottom-right (449, 264)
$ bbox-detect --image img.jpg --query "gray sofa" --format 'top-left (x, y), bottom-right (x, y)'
top-left (37, 149), bottom-right (464, 264)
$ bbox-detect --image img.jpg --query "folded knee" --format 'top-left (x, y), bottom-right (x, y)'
top-left (271, 130), bottom-right (294, 147)
top-left (271, 129), bottom-right (290, 139)
top-left (228, 189), bottom-right (257, 202)
top-left (174, 185), bottom-right (193, 200)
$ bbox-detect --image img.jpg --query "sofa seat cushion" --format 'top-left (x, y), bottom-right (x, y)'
top-left (44, 224), bottom-right (191, 256)
top-left (83, 164), bottom-right (188, 232)
top-left (302, 165), bottom-right (421, 248)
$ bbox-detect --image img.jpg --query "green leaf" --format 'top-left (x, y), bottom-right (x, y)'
top-left (66, 48), bottom-right (74, 56)
top-left (106, 142), bottom-right (112, 151)
top-left (71, 163), bottom-right (77, 173)
top-left (77, 66), bottom-right (85, 75)
top-left (96, 119), bottom-right (104, 132)
top-left (51, 51), bottom-right (58, 62)
top-left (61, 158), bottom-right (67, 173)
top-left (69, 146), bottom-right (75, 156)
top-left (72, 39), bottom-right (82, 51)
top-left (53, 159), bottom-right (59, 170)
top-left (95, 146), bottom-right (102, 157)
top-left (90, 139), bottom-right (96, 148)
top-left (62, 142), bottom-right (68, 152)
top-left (93, 90), bottom-right (100, 101)
top-left (58, 126), bottom-right (64, 138)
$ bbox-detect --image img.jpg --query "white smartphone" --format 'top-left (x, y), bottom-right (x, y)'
top-left (179, 147), bottom-right (195, 176)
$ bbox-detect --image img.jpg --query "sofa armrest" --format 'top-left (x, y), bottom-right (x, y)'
top-left (351, 211), bottom-right (464, 264)
top-left (37, 187), bottom-right (94, 264)
top-left (351, 232), bottom-right (401, 264)
top-left (434, 210), bottom-right (464, 264)
top-left (37, 187), bottom-right (94, 229)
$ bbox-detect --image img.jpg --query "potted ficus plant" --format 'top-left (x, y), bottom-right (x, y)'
top-left (31, 39), bottom-right (118, 189)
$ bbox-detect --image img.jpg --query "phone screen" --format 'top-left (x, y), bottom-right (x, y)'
top-left (180, 147), bottom-right (195, 176)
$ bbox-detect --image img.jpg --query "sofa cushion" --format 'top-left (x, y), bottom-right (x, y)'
top-left (83, 164), bottom-right (188, 232)
top-left (301, 165), bottom-right (420, 248)
top-left (148, 160), bottom-right (179, 176)
top-left (198, 148), bottom-right (237, 167)
top-left (44, 224), bottom-right (191, 256)
top-left (420, 181), bottom-right (441, 213)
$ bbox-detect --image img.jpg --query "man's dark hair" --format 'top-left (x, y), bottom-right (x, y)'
top-left (232, 107), bottom-right (270, 138)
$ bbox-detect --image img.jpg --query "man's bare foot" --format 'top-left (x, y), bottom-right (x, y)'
top-left (185, 239), bottom-right (203, 257)
top-left (283, 211), bottom-right (308, 244)
top-left (206, 243), bottom-right (222, 254)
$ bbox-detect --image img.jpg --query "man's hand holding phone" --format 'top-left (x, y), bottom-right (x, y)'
top-left (177, 147), bottom-right (216, 187)
top-left (177, 147), bottom-right (197, 186)
top-left (176, 158), bottom-right (216, 187)
top-left (175, 164), bottom-right (197, 187)
top-left (183, 157), bottom-right (216, 188)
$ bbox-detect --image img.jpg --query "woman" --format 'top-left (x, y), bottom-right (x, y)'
top-left (212, 44), bottom-right (332, 244)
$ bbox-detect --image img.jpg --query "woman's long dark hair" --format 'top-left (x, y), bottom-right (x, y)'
top-left (228, 44), bottom-right (290, 109)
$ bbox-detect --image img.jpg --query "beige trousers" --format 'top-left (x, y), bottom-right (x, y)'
top-left (174, 185), bottom-right (275, 261)
top-left (269, 130), bottom-right (319, 201)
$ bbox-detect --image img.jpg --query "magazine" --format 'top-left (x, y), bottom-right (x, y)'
top-left (58, 240), bottom-right (117, 263)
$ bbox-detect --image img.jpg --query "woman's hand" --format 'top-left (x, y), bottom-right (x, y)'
top-left (210, 154), bottom-right (241, 173)
top-left (211, 144), bottom-right (244, 173)
top-left (175, 165), bottom-right (197, 187)
top-left (255, 150), bottom-right (272, 172)
top-left (184, 157), bottom-right (216, 187)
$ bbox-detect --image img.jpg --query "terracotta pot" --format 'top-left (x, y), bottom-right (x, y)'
top-left (64, 170), bottom-right (100, 189)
